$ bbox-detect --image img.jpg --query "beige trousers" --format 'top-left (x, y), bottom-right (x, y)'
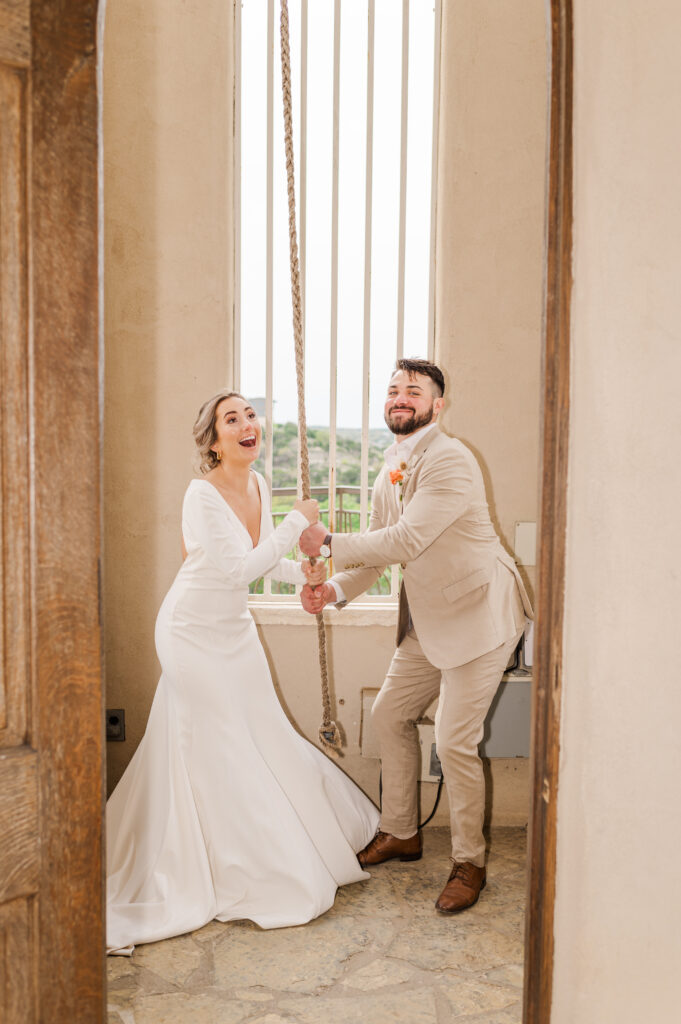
top-left (372, 625), bottom-right (524, 866)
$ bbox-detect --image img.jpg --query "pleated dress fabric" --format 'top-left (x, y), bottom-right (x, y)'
top-left (106, 475), bottom-right (379, 954)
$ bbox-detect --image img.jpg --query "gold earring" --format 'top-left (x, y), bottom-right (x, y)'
top-left (216, 450), bottom-right (222, 461)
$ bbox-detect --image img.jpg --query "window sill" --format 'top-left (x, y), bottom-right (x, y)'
top-left (249, 599), bottom-right (398, 627)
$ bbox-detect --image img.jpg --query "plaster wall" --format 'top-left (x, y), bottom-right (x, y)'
top-left (436, 0), bottom-right (546, 601)
top-left (103, 0), bottom-right (547, 835)
top-left (103, 0), bottom-right (233, 787)
top-left (552, 2), bottom-right (681, 1020)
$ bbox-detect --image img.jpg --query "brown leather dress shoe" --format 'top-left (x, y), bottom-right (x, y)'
top-left (357, 830), bottom-right (422, 867)
top-left (435, 861), bottom-right (486, 913)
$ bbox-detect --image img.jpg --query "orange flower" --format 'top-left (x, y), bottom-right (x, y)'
top-left (389, 469), bottom-right (404, 485)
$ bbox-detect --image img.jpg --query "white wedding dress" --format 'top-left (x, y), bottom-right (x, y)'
top-left (106, 474), bottom-right (379, 954)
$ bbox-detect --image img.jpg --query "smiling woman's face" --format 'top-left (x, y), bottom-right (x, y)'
top-left (211, 396), bottom-right (262, 466)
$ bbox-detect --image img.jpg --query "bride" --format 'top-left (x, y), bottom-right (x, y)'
top-left (106, 389), bottom-right (379, 954)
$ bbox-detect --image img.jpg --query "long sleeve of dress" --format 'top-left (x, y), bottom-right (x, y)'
top-left (268, 557), bottom-right (306, 586)
top-left (183, 484), bottom-right (308, 588)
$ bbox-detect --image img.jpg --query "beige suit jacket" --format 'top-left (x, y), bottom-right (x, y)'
top-left (331, 427), bottom-right (533, 670)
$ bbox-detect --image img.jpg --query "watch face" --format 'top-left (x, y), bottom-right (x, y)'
top-left (320, 544), bottom-right (331, 558)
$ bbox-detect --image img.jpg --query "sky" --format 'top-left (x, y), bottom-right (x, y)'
top-left (240, 0), bottom-right (436, 429)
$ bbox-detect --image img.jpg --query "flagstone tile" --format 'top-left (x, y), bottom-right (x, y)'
top-left (212, 916), bottom-right (373, 994)
top-left (438, 975), bottom-right (520, 1018)
top-left (107, 957), bottom-right (137, 982)
top-left (132, 934), bottom-right (204, 986)
top-left (483, 963), bottom-right (525, 989)
top-left (329, 870), bottom-right (409, 918)
top-left (278, 987), bottom-right (438, 1024)
top-left (130, 991), bottom-right (254, 1024)
top-left (341, 956), bottom-right (416, 991)
top-left (191, 919), bottom-right (230, 945)
top-left (385, 916), bottom-right (525, 973)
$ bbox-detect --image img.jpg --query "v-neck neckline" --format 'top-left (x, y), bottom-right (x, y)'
top-left (198, 473), bottom-right (264, 548)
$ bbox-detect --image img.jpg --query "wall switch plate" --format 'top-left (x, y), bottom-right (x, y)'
top-left (514, 521), bottom-right (537, 566)
top-left (106, 708), bottom-right (126, 742)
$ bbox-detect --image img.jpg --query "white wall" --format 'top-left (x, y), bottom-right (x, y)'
top-left (552, 2), bottom-right (681, 1020)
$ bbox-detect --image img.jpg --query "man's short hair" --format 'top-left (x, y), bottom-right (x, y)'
top-left (394, 357), bottom-right (445, 398)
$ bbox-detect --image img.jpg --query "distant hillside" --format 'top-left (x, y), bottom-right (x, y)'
top-left (253, 423), bottom-right (392, 489)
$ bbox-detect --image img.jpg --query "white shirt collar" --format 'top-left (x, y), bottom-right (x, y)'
top-left (384, 422), bottom-right (438, 471)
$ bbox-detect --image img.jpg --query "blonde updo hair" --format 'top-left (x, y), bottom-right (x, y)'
top-left (193, 389), bottom-right (248, 474)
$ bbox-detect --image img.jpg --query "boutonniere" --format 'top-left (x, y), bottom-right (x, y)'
top-left (389, 462), bottom-right (408, 501)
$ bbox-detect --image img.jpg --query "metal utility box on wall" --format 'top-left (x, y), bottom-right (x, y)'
top-left (361, 670), bottom-right (532, 764)
top-left (479, 673), bottom-right (531, 757)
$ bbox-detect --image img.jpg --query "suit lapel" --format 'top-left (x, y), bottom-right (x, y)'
top-left (401, 425), bottom-right (441, 503)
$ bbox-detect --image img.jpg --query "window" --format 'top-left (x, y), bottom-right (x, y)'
top-left (234, 0), bottom-right (442, 598)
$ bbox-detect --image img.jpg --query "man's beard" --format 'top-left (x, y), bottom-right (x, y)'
top-left (384, 404), bottom-right (434, 436)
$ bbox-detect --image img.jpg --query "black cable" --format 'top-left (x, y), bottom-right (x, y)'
top-left (378, 768), bottom-right (444, 830)
top-left (418, 774), bottom-right (444, 828)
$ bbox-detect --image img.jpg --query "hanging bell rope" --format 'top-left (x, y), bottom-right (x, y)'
top-left (279, 0), bottom-right (342, 753)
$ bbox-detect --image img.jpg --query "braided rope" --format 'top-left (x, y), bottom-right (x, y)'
top-left (279, 0), bottom-right (342, 753)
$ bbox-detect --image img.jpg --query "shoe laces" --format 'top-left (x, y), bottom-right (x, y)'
top-left (450, 861), bottom-right (477, 885)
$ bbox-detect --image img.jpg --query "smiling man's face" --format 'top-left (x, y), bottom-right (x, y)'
top-left (383, 369), bottom-right (444, 436)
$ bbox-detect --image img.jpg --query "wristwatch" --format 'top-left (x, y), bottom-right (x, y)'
top-left (319, 533), bottom-right (332, 559)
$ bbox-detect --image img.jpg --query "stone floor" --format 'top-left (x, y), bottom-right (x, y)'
top-left (107, 827), bottom-right (527, 1024)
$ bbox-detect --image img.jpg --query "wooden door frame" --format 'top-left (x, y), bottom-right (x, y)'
top-left (16, 0), bottom-right (104, 1019)
top-left (523, 1), bottom-right (573, 1021)
top-left (8, 0), bottom-right (571, 1018)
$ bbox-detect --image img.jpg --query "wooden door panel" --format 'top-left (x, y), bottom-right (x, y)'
top-left (0, 60), bottom-right (31, 750)
top-left (0, 749), bottom-right (37, 905)
top-left (0, 10), bottom-right (38, 1024)
top-left (0, 895), bottom-right (37, 1021)
top-left (0, 2), bottom-right (104, 1020)
top-left (0, 0), bottom-right (29, 66)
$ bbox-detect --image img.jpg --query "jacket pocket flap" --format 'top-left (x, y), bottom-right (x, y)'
top-left (442, 567), bottom-right (491, 604)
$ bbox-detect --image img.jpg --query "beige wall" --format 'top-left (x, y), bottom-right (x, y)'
top-left (103, 0), bottom-right (547, 836)
top-left (103, 0), bottom-right (233, 787)
top-left (552, 2), bottom-right (681, 1021)
top-left (437, 0), bottom-right (546, 599)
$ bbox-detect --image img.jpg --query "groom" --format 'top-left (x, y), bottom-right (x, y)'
top-left (298, 358), bottom-right (533, 913)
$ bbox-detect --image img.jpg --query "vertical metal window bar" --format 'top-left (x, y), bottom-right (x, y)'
top-left (328, 0), bottom-right (341, 552)
top-left (396, 0), bottom-right (409, 363)
top-left (298, 0), bottom-right (308, 505)
top-left (360, 0), bottom-right (376, 535)
top-left (390, 0), bottom-right (410, 599)
top-left (427, 0), bottom-right (443, 362)
top-left (233, 0), bottom-right (242, 390)
top-left (265, 0), bottom-right (275, 597)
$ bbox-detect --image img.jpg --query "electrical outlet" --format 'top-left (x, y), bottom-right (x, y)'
top-left (429, 742), bottom-right (443, 779)
top-left (417, 722), bottom-right (443, 781)
top-left (106, 708), bottom-right (126, 742)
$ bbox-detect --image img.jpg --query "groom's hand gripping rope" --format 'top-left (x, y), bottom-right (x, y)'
top-left (302, 560), bottom-right (327, 588)
top-left (300, 583), bottom-right (334, 615)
